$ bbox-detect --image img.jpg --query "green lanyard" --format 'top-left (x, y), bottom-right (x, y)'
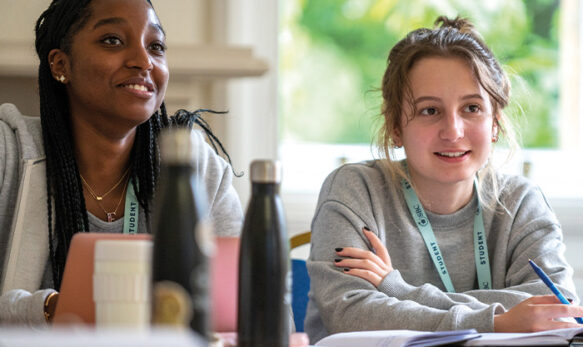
top-left (122, 181), bottom-right (139, 234)
top-left (400, 178), bottom-right (492, 292)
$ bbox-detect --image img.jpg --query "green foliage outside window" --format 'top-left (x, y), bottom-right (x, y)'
top-left (280, 0), bottom-right (560, 148)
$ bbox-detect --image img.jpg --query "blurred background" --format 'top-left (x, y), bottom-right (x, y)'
top-left (0, 0), bottom-right (582, 297)
top-left (281, 0), bottom-right (560, 147)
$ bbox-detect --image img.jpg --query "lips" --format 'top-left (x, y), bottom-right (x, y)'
top-left (118, 77), bottom-right (155, 92)
top-left (435, 151), bottom-right (470, 158)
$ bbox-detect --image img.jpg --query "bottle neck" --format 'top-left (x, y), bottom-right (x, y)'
top-left (251, 182), bottom-right (280, 195)
top-left (161, 162), bottom-right (195, 171)
top-left (159, 164), bottom-right (198, 183)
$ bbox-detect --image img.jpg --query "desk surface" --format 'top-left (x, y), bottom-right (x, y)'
top-left (0, 327), bottom-right (207, 347)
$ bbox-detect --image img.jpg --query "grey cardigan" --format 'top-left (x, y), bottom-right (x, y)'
top-left (306, 161), bottom-right (578, 343)
top-left (0, 103), bottom-right (243, 325)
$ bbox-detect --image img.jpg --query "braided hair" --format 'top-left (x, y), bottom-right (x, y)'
top-left (35, 0), bottom-right (230, 289)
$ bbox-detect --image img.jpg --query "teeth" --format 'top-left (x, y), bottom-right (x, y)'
top-left (124, 84), bottom-right (149, 92)
top-left (438, 151), bottom-right (466, 157)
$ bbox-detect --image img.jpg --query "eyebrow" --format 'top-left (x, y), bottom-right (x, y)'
top-left (461, 93), bottom-right (484, 101)
top-left (92, 17), bottom-right (125, 30)
top-left (92, 17), bottom-right (166, 36)
top-left (414, 96), bottom-right (440, 104)
top-left (414, 93), bottom-right (484, 104)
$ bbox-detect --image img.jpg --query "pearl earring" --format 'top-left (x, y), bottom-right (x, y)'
top-left (58, 75), bottom-right (65, 83)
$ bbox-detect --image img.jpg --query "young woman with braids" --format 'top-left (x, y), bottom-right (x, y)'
top-left (306, 16), bottom-right (583, 342)
top-left (0, 0), bottom-right (242, 325)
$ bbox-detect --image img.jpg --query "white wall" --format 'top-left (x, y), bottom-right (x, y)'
top-left (223, 0), bottom-right (280, 207)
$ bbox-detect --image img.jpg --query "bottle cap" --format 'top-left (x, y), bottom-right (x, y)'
top-left (250, 160), bottom-right (282, 183)
top-left (159, 128), bottom-right (198, 164)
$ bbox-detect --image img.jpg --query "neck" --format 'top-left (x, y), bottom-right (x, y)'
top-left (73, 117), bottom-right (136, 189)
top-left (409, 173), bottom-right (475, 215)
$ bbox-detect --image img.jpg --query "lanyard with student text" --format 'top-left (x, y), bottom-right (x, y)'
top-left (400, 178), bottom-right (492, 293)
top-left (122, 181), bottom-right (139, 234)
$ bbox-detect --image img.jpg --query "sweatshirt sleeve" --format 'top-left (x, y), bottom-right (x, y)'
top-left (192, 130), bottom-right (243, 237)
top-left (307, 165), bottom-right (575, 338)
top-left (385, 183), bottom-right (579, 311)
top-left (0, 119), bottom-right (18, 260)
top-left (0, 289), bottom-right (54, 326)
top-left (461, 185), bottom-right (578, 307)
top-left (309, 197), bottom-right (503, 335)
top-left (0, 112), bottom-right (53, 326)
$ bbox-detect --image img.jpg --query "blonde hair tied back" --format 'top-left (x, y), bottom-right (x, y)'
top-left (377, 15), bottom-right (520, 212)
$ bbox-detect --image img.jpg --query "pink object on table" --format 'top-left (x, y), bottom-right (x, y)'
top-left (210, 236), bottom-right (240, 332)
top-left (53, 233), bottom-right (151, 325)
top-left (53, 232), bottom-right (240, 333)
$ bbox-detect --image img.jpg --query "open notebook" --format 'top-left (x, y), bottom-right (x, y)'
top-left (53, 232), bottom-right (240, 332)
top-left (316, 328), bottom-right (583, 347)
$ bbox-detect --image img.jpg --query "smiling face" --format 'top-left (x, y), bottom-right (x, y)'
top-left (51, 0), bottom-right (169, 134)
top-left (394, 56), bottom-right (497, 191)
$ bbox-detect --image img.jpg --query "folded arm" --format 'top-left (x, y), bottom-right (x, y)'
top-left (309, 201), bottom-right (502, 333)
top-left (311, 199), bottom-right (583, 334)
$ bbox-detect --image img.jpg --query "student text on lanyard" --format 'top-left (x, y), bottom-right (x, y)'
top-left (400, 178), bottom-right (491, 292)
top-left (122, 181), bottom-right (139, 234)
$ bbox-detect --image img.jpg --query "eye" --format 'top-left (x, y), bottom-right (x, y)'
top-left (420, 107), bottom-right (438, 116)
top-left (149, 41), bottom-right (167, 54)
top-left (101, 36), bottom-right (122, 46)
top-left (464, 104), bottom-right (481, 113)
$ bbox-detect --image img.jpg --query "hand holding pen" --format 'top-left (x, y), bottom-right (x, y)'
top-left (494, 261), bottom-right (583, 332)
top-left (529, 259), bottom-right (583, 324)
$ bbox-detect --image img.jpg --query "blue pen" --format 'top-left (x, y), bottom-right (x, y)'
top-left (529, 259), bottom-right (583, 324)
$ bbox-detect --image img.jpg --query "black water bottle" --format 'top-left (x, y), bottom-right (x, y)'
top-left (151, 128), bottom-right (213, 338)
top-left (238, 160), bottom-right (290, 347)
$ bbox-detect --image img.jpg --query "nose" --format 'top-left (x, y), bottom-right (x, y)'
top-left (126, 43), bottom-right (153, 71)
top-left (439, 110), bottom-right (464, 142)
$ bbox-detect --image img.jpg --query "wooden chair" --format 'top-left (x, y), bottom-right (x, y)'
top-left (290, 231), bottom-right (311, 250)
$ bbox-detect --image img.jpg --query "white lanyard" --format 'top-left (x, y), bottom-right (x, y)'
top-left (122, 181), bottom-right (139, 234)
top-left (400, 178), bottom-right (492, 292)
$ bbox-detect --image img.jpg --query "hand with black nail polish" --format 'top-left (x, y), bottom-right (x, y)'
top-left (332, 227), bottom-right (393, 287)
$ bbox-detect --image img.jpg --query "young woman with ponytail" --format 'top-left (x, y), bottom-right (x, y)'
top-left (306, 16), bottom-right (583, 341)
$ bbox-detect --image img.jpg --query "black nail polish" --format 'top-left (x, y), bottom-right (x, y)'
top-left (343, 268), bottom-right (350, 272)
top-left (334, 258), bottom-right (342, 263)
top-left (364, 226), bottom-right (371, 231)
top-left (335, 248), bottom-right (343, 252)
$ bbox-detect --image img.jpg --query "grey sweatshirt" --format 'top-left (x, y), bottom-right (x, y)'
top-left (305, 161), bottom-right (578, 343)
top-left (0, 103), bottom-right (243, 325)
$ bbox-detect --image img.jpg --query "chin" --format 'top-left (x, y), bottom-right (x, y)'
top-left (444, 173), bottom-right (478, 185)
top-left (124, 107), bottom-right (158, 123)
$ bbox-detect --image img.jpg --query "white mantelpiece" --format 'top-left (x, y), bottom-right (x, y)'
top-left (0, 40), bottom-right (268, 116)
top-left (0, 41), bottom-right (268, 79)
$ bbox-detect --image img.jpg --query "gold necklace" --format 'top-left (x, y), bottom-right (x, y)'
top-left (80, 166), bottom-right (130, 201)
top-left (94, 175), bottom-right (130, 222)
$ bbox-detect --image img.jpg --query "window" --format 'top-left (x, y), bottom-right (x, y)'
top-left (279, 0), bottom-right (583, 230)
